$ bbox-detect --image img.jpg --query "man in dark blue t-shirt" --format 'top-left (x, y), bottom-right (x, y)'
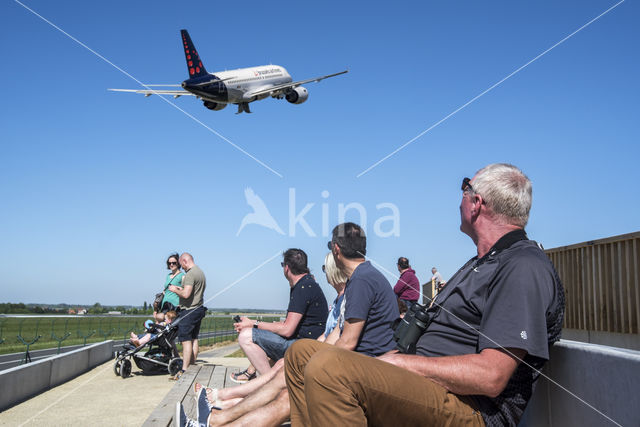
top-left (234, 248), bottom-right (328, 378)
top-left (343, 258), bottom-right (398, 356)
top-left (327, 222), bottom-right (397, 356)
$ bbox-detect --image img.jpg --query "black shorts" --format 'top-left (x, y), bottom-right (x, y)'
top-left (177, 305), bottom-right (206, 342)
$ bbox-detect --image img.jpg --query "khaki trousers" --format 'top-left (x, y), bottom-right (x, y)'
top-left (284, 339), bottom-right (485, 427)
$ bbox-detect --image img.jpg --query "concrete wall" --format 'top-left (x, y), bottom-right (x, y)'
top-left (0, 340), bottom-right (113, 411)
top-left (520, 339), bottom-right (640, 427)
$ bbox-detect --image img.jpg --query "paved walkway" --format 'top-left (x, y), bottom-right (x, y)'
top-left (0, 343), bottom-right (249, 426)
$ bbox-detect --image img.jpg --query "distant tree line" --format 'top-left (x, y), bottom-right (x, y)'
top-left (0, 302), bottom-right (154, 315)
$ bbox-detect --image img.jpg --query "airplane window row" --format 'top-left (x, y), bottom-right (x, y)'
top-left (230, 73), bottom-right (283, 84)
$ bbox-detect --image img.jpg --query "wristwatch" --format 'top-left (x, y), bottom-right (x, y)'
top-left (253, 320), bottom-right (260, 329)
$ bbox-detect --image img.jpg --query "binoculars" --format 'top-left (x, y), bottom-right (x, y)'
top-left (393, 303), bottom-right (434, 354)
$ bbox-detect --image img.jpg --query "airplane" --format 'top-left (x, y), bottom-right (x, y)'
top-left (109, 29), bottom-right (348, 114)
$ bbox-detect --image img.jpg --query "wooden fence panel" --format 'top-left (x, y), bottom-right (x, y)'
top-left (545, 231), bottom-right (640, 334)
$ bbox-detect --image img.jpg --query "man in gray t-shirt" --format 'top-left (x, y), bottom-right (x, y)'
top-left (168, 252), bottom-right (207, 377)
top-left (179, 264), bottom-right (206, 309)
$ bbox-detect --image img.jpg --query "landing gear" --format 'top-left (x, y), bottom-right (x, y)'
top-left (235, 102), bottom-right (252, 114)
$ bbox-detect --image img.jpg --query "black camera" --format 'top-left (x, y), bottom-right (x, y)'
top-left (233, 315), bottom-right (241, 323)
top-left (393, 303), bottom-right (434, 354)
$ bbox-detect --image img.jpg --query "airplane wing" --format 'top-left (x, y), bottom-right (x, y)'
top-left (108, 76), bottom-right (236, 97)
top-left (245, 70), bottom-right (348, 98)
top-left (108, 88), bottom-right (195, 98)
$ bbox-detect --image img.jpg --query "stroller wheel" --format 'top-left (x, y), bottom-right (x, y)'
top-left (114, 360), bottom-right (121, 376)
top-left (168, 357), bottom-right (183, 376)
top-left (120, 359), bottom-right (132, 379)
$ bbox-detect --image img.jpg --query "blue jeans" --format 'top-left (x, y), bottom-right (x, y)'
top-left (252, 328), bottom-right (297, 361)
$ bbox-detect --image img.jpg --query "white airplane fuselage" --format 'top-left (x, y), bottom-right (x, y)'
top-left (218, 66), bottom-right (292, 103)
top-left (181, 65), bottom-right (297, 107)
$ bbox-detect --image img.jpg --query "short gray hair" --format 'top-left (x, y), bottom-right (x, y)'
top-left (472, 163), bottom-right (532, 227)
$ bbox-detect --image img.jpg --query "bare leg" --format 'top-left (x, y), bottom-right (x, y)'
top-left (221, 388), bottom-right (290, 427)
top-left (182, 340), bottom-right (193, 370)
top-left (193, 338), bottom-right (199, 362)
top-left (237, 328), bottom-right (270, 374)
top-left (209, 368), bottom-right (286, 426)
top-left (219, 360), bottom-right (283, 401)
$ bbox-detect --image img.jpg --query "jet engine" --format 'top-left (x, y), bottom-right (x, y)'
top-left (285, 87), bottom-right (309, 104)
top-left (203, 101), bottom-right (227, 111)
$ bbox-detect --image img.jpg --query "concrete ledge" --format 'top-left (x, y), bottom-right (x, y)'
top-left (50, 346), bottom-right (90, 387)
top-left (520, 339), bottom-right (640, 426)
top-left (562, 328), bottom-right (640, 351)
top-left (0, 340), bottom-right (113, 411)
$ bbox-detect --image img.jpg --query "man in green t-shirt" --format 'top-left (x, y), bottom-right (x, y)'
top-left (168, 252), bottom-right (206, 378)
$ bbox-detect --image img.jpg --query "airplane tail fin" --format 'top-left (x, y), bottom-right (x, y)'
top-left (180, 29), bottom-right (208, 78)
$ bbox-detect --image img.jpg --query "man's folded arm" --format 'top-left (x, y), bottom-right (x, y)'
top-left (334, 318), bottom-right (365, 351)
top-left (378, 347), bottom-right (526, 398)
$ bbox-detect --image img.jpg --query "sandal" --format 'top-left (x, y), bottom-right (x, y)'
top-left (229, 368), bottom-right (257, 384)
top-left (170, 369), bottom-right (185, 381)
top-left (193, 383), bottom-right (222, 411)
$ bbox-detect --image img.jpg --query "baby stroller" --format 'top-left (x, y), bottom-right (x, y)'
top-left (113, 318), bottom-right (183, 379)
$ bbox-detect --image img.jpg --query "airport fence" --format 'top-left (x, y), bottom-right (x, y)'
top-left (0, 315), bottom-right (278, 357)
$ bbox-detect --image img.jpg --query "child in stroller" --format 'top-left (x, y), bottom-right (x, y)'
top-left (114, 311), bottom-right (183, 378)
top-left (129, 310), bottom-right (177, 347)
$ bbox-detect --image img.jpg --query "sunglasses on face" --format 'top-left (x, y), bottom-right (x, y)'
top-left (281, 262), bottom-right (286, 268)
top-left (168, 261), bottom-right (178, 266)
top-left (322, 265), bottom-right (326, 273)
top-left (461, 177), bottom-right (474, 193)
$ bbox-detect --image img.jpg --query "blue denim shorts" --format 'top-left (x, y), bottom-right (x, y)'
top-left (252, 328), bottom-right (297, 361)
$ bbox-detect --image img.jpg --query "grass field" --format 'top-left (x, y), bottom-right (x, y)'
top-left (0, 315), bottom-right (279, 355)
top-left (225, 348), bottom-right (247, 358)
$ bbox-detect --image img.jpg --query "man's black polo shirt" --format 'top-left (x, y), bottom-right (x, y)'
top-left (416, 230), bottom-right (565, 426)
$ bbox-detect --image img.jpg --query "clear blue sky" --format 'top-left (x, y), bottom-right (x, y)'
top-left (1, 0), bottom-right (638, 309)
